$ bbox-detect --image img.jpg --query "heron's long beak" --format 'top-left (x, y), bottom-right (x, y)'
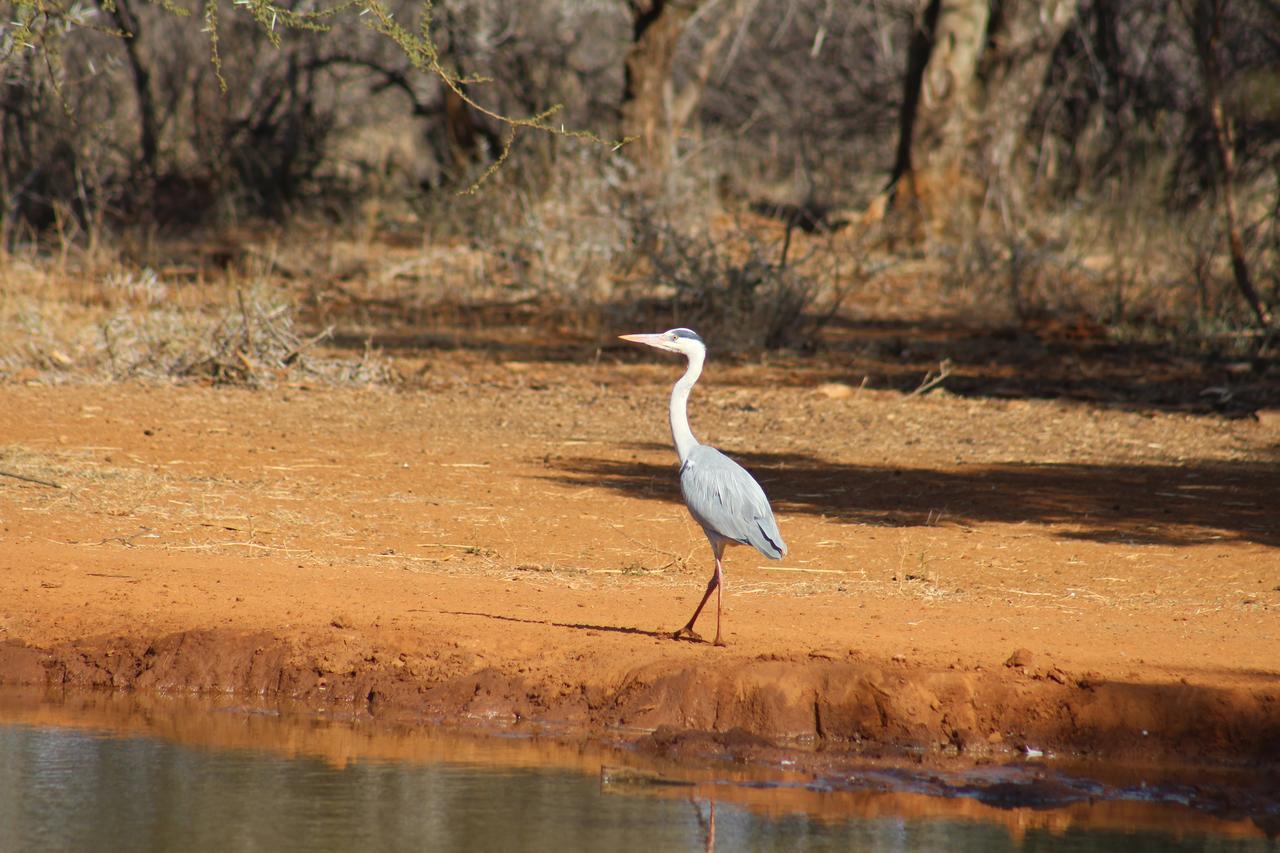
top-left (619, 333), bottom-right (669, 350)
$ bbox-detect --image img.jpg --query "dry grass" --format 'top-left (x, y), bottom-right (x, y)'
top-left (0, 241), bottom-right (396, 386)
top-left (925, 172), bottom-right (1279, 349)
top-left (3, 172), bottom-right (1273, 403)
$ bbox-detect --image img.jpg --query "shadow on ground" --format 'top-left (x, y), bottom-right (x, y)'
top-left (439, 610), bottom-right (670, 640)
top-left (805, 316), bottom-right (1279, 418)
top-left (315, 296), bottom-right (1280, 416)
top-left (543, 448), bottom-right (1279, 547)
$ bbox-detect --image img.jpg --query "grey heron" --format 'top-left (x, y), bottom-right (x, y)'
top-left (620, 328), bottom-right (787, 646)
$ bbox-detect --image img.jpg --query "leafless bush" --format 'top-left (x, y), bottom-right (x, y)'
top-left (429, 2), bottom-right (626, 133)
top-left (689, 0), bottom-right (913, 206)
top-left (937, 232), bottom-right (1071, 327)
top-left (0, 265), bottom-right (394, 386)
top-left (1021, 0), bottom-right (1279, 331)
top-left (1037, 1), bottom-right (1277, 206)
top-left (615, 205), bottom-right (856, 351)
top-left (468, 146), bottom-right (635, 303)
top-left (2, 1), bottom-right (367, 235)
top-left (938, 167), bottom-right (1277, 347)
top-left (0, 0), bottom-right (628, 239)
top-left (0, 25), bottom-right (122, 242)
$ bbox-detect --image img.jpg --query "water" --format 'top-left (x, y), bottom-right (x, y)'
top-left (0, 696), bottom-right (1275, 852)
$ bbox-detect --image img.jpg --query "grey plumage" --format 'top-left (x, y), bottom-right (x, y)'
top-left (619, 327), bottom-right (787, 645)
top-left (680, 444), bottom-right (786, 559)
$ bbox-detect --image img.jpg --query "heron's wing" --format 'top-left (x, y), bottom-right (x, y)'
top-left (680, 445), bottom-right (787, 559)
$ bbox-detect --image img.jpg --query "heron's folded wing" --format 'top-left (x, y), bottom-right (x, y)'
top-left (680, 446), bottom-right (787, 558)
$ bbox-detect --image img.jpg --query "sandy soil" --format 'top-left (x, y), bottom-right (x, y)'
top-left (1, 346), bottom-right (1278, 770)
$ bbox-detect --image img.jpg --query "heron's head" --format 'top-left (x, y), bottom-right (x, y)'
top-left (619, 328), bottom-right (705, 357)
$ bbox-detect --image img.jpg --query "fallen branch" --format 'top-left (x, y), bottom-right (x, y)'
top-left (0, 469), bottom-right (63, 489)
top-left (909, 359), bottom-right (953, 397)
top-left (282, 324), bottom-right (335, 366)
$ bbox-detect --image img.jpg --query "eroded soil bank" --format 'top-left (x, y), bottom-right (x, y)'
top-left (2, 686), bottom-right (1277, 843)
top-left (1, 621), bottom-right (1277, 768)
top-left (1, 361), bottom-right (1278, 772)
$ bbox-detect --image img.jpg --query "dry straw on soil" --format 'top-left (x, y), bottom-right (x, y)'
top-left (0, 249), bottom-right (395, 387)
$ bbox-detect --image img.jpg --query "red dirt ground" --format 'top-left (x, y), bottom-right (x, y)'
top-left (1, 347), bottom-right (1278, 771)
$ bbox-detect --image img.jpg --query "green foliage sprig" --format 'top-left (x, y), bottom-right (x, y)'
top-left (2, 0), bottom-right (122, 115)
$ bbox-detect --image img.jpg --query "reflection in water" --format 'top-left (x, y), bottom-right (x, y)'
top-left (0, 725), bottom-right (1271, 853)
top-left (0, 723), bottom-right (691, 852)
top-left (0, 691), bottom-right (1275, 852)
top-left (691, 798), bottom-right (716, 852)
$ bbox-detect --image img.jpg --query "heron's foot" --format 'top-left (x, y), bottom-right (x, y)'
top-left (672, 626), bottom-right (703, 643)
top-left (712, 636), bottom-right (726, 647)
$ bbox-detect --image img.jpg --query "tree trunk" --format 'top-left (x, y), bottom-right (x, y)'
top-left (889, 0), bottom-right (1079, 228)
top-left (671, 2), bottom-right (742, 133)
top-left (99, 0), bottom-right (160, 180)
top-left (1188, 0), bottom-right (1271, 328)
top-left (620, 0), bottom-right (697, 174)
top-left (442, 87), bottom-right (496, 177)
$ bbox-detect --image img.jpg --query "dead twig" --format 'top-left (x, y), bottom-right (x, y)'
top-left (908, 359), bottom-right (953, 397)
top-left (236, 289), bottom-right (255, 354)
top-left (0, 469), bottom-right (63, 489)
top-left (282, 324), bottom-right (335, 366)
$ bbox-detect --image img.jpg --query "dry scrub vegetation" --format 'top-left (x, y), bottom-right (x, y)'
top-left (1, 0), bottom-right (1277, 392)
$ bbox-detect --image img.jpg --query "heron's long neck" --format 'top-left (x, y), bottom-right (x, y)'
top-left (670, 348), bottom-right (704, 463)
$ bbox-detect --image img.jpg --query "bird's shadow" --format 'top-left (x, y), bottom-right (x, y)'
top-left (539, 447), bottom-right (1280, 548)
top-left (440, 609), bottom-right (677, 640)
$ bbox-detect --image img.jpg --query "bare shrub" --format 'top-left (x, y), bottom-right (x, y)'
top-left (0, 22), bottom-right (124, 242)
top-left (690, 0), bottom-right (913, 207)
top-left (471, 146), bottom-right (635, 304)
top-left (1023, 0), bottom-right (1279, 334)
top-left (614, 205), bottom-right (856, 351)
top-left (1, 0), bottom-right (625, 238)
top-left (102, 287), bottom-right (396, 386)
top-left (0, 251), bottom-right (394, 386)
top-left (1, 0), bottom-right (371, 234)
top-left (935, 173), bottom-right (1277, 349)
top-left (936, 231), bottom-right (1070, 328)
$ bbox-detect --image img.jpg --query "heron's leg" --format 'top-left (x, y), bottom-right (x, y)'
top-left (674, 540), bottom-right (725, 644)
top-left (712, 554), bottom-right (725, 647)
top-left (673, 569), bottom-right (718, 641)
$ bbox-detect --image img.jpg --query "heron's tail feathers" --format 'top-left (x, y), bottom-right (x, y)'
top-left (752, 520), bottom-right (787, 560)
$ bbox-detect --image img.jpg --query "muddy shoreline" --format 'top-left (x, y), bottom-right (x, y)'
top-left (3, 626), bottom-right (1277, 770)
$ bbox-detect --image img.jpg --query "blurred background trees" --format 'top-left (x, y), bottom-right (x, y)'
top-left (890, 0), bottom-right (1080, 227)
top-left (1, 0), bottom-right (1277, 345)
